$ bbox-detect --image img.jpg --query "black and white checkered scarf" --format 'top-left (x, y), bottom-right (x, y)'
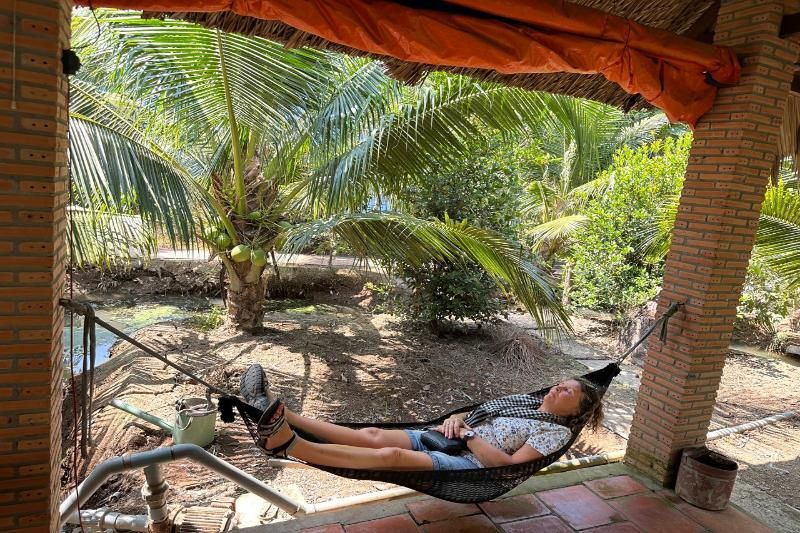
top-left (463, 393), bottom-right (573, 430)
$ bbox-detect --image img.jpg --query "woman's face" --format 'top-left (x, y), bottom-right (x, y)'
top-left (544, 379), bottom-right (583, 417)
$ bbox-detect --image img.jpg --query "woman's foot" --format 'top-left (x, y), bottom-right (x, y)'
top-left (256, 399), bottom-right (297, 457)
top-left (240, 364), bottom-right (273, 411)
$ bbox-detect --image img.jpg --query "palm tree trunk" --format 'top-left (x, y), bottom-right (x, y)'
top-left (561, 262), bottom-right (572, 307)
top-left (223, 258), bottom-right (268, 332)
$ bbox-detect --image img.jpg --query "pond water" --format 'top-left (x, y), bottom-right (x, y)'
top-left (63, 295), bottom-right (222, 370)
top-left (729, 343), bottom-right (800, 368)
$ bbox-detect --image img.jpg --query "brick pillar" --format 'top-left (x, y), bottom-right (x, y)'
top-left (0, 1), bottom-right (71, 531)
top-left (625, 0), bottom-right (800, 485)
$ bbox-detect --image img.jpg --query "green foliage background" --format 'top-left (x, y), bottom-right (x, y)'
top-left (396, 136), bottom-right (543, 329)
top-left (567, 136), bottom-right (690, 312)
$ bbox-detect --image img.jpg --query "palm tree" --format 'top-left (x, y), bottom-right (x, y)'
top-left (523, 95), bottom-right (678, 261)
top-left (68, 12), bottom-right (569, 333)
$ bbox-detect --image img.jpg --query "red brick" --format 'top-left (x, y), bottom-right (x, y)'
top-left (407, 500), bottom-right (480, 524)
top-left (478, 494), bottom-right (549, 523)
top-left (537, 485), bottom-right (623, 530)
top-left (345, 513), bottom-right (419, 532)
top-left (501, 515), bottom-right (572, 533)
top-left (608, 494), bottom-right (703, 533)
top-left (423, 514), bottom-right (496, 533)
top-left (584, 476), bottom-right (649, 499)
top-left (587, 523), bottom-right (643, 533)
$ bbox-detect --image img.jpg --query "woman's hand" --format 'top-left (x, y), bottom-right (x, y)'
top-left (440, 414), bottom-right (467, 439)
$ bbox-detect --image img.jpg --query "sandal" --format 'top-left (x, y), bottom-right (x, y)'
top-left (240, 364), bottom-right (271, 411)
top-left (257, 398), bottom-right (297, 458)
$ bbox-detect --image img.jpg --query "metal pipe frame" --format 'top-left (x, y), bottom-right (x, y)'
top-left (59, 444), bottom-right (306, 529)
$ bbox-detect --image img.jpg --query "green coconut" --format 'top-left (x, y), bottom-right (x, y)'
top-left (216, 233), bottom-right (232, 249)
top-left (230, 244), bottom-right (251, 263)
top-left (202, 227), bottom-right (218, 242)
top-left (250, 248), bottom-right (268, 267)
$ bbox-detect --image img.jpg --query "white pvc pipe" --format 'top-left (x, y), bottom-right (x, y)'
top-left (59, 444), bottom-right (307, 529)
top-left (707, 410), bottom-right (797, 441)
top-left (66, 509), bottom-right (149, 532)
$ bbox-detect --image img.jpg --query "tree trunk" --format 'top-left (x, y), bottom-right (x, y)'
top-left (561, 262), bottom-right (572, 307)
top-left (223, 259), bottom-right (267, 332)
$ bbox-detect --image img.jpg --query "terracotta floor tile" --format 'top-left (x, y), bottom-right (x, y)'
top-left (478, 494), bottom-right (549, 523)
top-left (407, 499), bottom-right (480, 524)
top-left (344, 513), bottom-right (420, 533)
top-left (608, 494), bottom-right (704, 533)
top-left (422, 514), bottom-right (499, 533)
top-left (501, 515), bottom-right (572, 533)
top-left (673, 501), bottom-right (771, 532)
top-left (584, 522), bottom-right (642, 532)
top-left (584, 476), bottom-right (649, 499)
top-left (537, 484), bottom-right (625, 529)
top-left (299, 525), bottom-right (346, 533)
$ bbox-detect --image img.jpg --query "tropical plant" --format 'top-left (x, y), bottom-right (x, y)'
top-left (522, 96), bottom-right (679, 261)
top-left (394, 135), bottom-right (539, 330)
top-left (68, 11), bottom-right (570, 333)
top-left (567, 136), bottom-right (690, 311)
top-left (640, 158), bottom-right (800, 327)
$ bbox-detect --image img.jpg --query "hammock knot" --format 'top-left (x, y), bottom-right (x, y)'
top-left (59, 298), bottom-right (95, 317)
top-left (218, 395), bottom-right (238, 423)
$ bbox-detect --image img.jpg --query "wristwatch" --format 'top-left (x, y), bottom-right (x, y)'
top-left (462, 430), bottom-right (476, 442)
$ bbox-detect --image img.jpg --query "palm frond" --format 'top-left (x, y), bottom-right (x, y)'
top-left (527, 215), bottom-right (589, 252)
top-left (68, 207), bottom-right (155, 268)
top-left (282, 212), bottom-right (570, 332)
top-left (754, 181), bottom-right (800, 287)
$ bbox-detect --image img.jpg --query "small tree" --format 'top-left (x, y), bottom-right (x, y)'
top-left (567, 136), bottom-right (690, 312)
top-left (396, 137), bottom-right (540, 330)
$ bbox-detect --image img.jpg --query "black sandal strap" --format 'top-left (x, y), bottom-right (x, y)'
top-left (256, 398), bottom-right (285, 436)
top-left (263, 431), bottom-right (297, 458)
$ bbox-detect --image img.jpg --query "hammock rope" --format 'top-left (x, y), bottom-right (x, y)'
top-left (59, 298), bottom-right (682, 503)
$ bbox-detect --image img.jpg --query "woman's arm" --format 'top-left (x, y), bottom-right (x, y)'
top-left (457, 427), bottom-right (544, 467)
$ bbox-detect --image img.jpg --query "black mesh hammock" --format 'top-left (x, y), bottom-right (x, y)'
top-left (217, 362), bottom-right (619, 504)
top-left (59, 298), bottom-right (681, 504)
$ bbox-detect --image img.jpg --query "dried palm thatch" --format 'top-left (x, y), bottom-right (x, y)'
top-left (145, 0), bottom-right (717, 112)
top-left (489, 323), bottom-right (560, 375)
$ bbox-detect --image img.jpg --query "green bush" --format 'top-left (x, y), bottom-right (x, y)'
top-left (396, 135), bottom-right (538, 330)
top-left (737, 256), bottom-right (800, 334)
top-left (401, 262), bottom-right (508, 331)
top-left (567, 136), bottom-right (689, 312)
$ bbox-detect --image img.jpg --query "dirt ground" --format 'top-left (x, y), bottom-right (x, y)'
top-left (61, 272), bottom-right (800, 523)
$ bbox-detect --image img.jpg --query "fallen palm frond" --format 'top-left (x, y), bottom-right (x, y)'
top-left (489, 323), bottom-right (557, 375)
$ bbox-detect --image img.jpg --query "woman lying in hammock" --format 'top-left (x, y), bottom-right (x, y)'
top-left (239, 364), bottom-right (603, 471)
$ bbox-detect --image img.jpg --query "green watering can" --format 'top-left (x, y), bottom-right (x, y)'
top-left (110, 397), bottom-right (217, 447)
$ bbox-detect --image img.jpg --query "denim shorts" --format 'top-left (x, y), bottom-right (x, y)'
top-left (404, 429), bottom-right (480, 471)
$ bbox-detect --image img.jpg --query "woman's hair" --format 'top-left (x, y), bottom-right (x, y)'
top-left (573, 377), bottom-right (604, 432)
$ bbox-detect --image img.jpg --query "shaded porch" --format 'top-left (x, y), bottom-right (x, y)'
top-left (237, 465), bottom-right (775, 533)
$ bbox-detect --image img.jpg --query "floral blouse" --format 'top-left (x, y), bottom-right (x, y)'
top-left (462, 417), bottom-right (571, 467)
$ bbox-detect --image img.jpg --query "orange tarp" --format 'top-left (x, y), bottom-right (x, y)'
top-left (79, 0), bottom-right (740, 126)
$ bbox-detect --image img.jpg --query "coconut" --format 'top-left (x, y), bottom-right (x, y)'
top-left (230, 244), bottom-right (251, 263)
top-left (216, 233), bottom-right (232, 249)
top-left (250, 248), bottom-right (268, 267)
top-left (203, 227), bottom-right (218, 242)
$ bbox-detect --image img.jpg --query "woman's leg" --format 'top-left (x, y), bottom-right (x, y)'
top-left (267, 419), bottom-right (434, 471)
top-left (285, 409), bottom-right (414, 449)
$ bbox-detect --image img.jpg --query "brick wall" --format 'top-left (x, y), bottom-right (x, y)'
top-left (625, 0), bottom-right (800, 485)
top-left (0, 1), bottom-right (71, 531)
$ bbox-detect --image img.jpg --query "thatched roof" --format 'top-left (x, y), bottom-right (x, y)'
top-left (147, 0), bottom-right (720, 112)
